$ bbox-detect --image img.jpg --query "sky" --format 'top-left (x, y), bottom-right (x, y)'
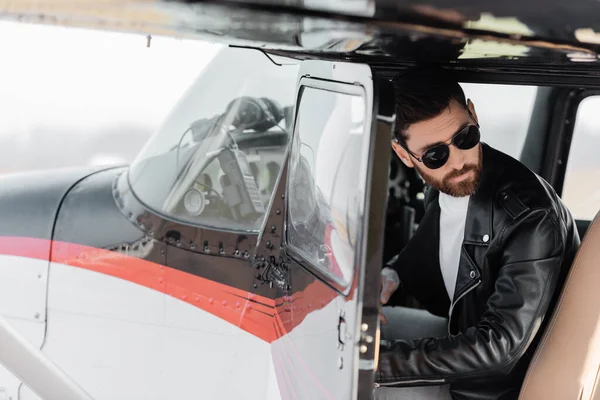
top-left (0, 21), bottom-right (222, 137)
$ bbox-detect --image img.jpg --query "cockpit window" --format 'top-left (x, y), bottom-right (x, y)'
top-left (127, 47), bottom-right (299, 231)
top-left (287, 83), bottom-right (370, 289)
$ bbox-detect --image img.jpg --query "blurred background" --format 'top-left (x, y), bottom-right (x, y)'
top-left (0, 21), bottom-right (221, 173)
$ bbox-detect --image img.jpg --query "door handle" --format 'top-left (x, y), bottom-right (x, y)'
top-left (337, 314), bottom-right (347, 350)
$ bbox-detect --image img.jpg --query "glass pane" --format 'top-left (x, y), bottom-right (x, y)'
top-left (287, 86), bottom-right (369, 287)
top-left (127, 47), bottom-right (299, 231)
top-left (460, 83), bottom-right (537, 158)
top-left (562, 96), bottom-right (600, 220)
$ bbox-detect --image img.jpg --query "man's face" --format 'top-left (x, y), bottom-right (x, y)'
top-left (392, 99), bottom-right (482, 197)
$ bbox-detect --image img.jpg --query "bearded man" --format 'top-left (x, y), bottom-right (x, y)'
top-left (373, 68), bottom-right (580, 400)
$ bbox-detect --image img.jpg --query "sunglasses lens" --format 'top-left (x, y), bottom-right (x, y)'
top-left (422, 145), bottom-right (450, 169)
top-left (454, 125), bottom-right (480, 150)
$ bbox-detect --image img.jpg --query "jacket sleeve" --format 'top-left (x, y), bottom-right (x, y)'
top-left (375, 208), bottom-right (565, 385)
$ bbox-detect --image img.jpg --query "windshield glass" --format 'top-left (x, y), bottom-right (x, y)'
top-left (128, 47), bottom-right (299, 231)
top-left (287, 85), bottom-right (369, 287)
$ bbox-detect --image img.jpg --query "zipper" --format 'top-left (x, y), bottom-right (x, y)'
top-left (448, 279), bottom-right (481, 336)
top-left (376, 378), bottom-right (446, 387)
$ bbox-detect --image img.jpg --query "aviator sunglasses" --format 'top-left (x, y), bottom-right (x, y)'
top-left (393, 111), bottom-right (480, 170)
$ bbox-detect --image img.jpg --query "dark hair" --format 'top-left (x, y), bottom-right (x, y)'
top-left (391, 67), bottom-right (467, 143)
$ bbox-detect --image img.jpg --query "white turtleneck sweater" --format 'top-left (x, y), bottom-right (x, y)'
top-left (438, 193), bottom-right (470, 304)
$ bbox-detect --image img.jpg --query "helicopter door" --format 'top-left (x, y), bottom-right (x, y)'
top-left (264, 60), bottom-right (394, 400)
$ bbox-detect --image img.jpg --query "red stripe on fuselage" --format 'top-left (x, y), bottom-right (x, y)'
top-left (0, 237), bottom-right (277, 342)
top-left (0, 236), bottom-right (345, 346)
top-left (0, 236), bottom-right (51, 261)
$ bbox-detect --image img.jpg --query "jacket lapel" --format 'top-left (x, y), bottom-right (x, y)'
top-left (395, 193), bottom-right (450, 316)
top-left (452, 143), bottom-right (496, 303)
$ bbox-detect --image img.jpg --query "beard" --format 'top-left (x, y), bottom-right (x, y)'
top-left (415, 150), bottom-right (483, 197)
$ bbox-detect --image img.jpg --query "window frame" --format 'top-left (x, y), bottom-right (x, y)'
top-left (542, 89), bottom-right (599, 198)
top-left (283, 74), bottom-right (373, 297)
top-left (281, 61), bottom-right (375, 296)
top-left (552, 89), bottom-right (600, 221)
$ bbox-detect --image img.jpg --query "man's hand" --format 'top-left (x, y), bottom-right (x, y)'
top-left (380, 267), bottom-right (400, 304)
top-left (380, 267), bottom-right (400, 324)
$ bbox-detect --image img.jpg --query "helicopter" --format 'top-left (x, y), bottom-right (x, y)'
top-left (0, 1), bottom-right (600, 399)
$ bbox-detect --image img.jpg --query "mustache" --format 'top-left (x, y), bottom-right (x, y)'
top-left (445, 164), bottom-right (478, 180)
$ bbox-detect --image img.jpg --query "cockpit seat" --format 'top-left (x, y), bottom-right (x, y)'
top-left (518, 211), bottom-right (600, 400)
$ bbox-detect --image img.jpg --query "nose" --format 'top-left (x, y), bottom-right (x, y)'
top-left (447, 146), bottom-right (466, 170)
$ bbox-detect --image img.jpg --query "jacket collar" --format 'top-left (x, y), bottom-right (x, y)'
top-left (426, 143), bottom-right (497, 246)
top-left (464, 143), bottom-right (496, 246)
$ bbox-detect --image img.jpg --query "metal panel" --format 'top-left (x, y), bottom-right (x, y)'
top-left (0, 257), bottom-right (48, 400)
top-left (355, 72), bottom-right (396, 400)
top-left (42, 263), bottom-right (272, 400)
top-left (0, 166), bottom-right (104, 240)
top-left (271, 293), bottom-right (358, 399)
top-left (47, 260), bottom-right (165, 325)
top-left (0, 256), bottom-right (48, 322)
top-left (5, 0), bottom-right (600, 68)
top-left (269, 59), bottom-right (375, 400)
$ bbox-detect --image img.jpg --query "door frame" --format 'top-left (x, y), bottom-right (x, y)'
top-left (355, 72), bottom-right (396, 400)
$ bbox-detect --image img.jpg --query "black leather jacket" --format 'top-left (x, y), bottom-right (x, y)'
top-left (375, 143), bottom-right (580, 400)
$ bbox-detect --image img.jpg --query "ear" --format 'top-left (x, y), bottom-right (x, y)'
top-left (467, 99), bottom-right (479, 125)
top-left (391, 140), bottom-right (414, 168)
